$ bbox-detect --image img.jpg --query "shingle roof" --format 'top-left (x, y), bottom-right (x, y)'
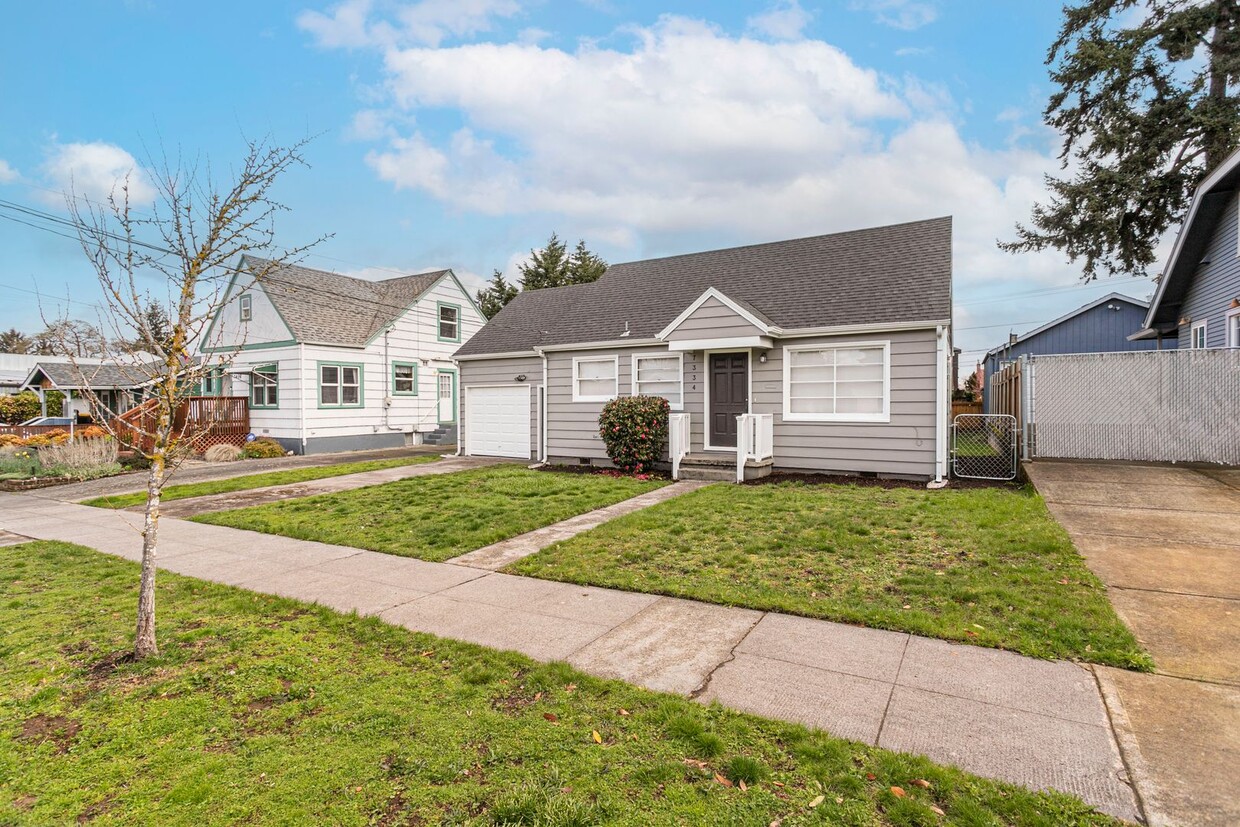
top-left (30, 361), bottom-right (163, 389)
top-left (242, 256), bottom-right (450, 347)
top-left (455, 283), bottom-right (595, 356)
top-left (456, 217), bottom-right (952, 356)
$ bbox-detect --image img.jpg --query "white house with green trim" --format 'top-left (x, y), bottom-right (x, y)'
top-left (198, 255), bottom-right (484, 453)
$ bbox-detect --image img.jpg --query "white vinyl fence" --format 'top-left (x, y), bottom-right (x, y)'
top-left (1027, 349), bottom-right (1240, 465)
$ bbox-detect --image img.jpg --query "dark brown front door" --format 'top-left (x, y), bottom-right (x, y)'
top-left (709, 352), bottom-right (748, 448)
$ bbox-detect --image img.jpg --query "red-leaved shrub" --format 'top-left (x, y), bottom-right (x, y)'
top-left (597, 395), bottom-right (670, 474)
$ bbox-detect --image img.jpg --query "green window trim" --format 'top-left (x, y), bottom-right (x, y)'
top-left (392, 361), bottom-right (419, 396)
top-left (317, 361), bottom-right (365, 409)
top-left (436, 301), bottom-right (462, 343)
top-left (249, 363), bottom-right (279, 409)
top-left (239, 293), bottom-right (253, 322)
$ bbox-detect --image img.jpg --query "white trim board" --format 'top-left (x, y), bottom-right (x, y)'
top-left (656, 287), bottom-right (781, 340)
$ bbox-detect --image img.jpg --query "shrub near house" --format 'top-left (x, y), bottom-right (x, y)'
top-left (599, 396), bottom-right (670, 474)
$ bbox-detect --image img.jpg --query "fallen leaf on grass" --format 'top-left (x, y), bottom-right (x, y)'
top-left (419, 650), bottom-right (434, 657)
top-left (714, 773), bottom-right (733, 788)
top-left (835, 797), bottom-right (844, 804)
top-left (865, 773), bottom-right (876, 781)
top-left (890, 786), bottom-right (906, 798)
top-left (911, 778), bottom-right (931, 789)
top-left (738, 780), bottom-right (747, 792)
top-left (770, 780), bottom-right (784, 787)
top-left (534, 692), bottom-right (543, 701)
top-left (591, 730), bottom-right (602, 744)
top-left (617, 708), bottom-right (631, 716)
top-left (565, 683), bottom-right (577, 693)
top-left (808, 795), bottom-right (825, 808)
top-left (682, 758), bottom-right (709, 769)
top-left (930, 805), bottom-right (946, 815)
top-left (543, 712), bottom-right (558, 722)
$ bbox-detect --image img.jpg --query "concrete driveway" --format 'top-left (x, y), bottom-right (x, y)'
top-left (1025, 461), bottom-right (1240, 827)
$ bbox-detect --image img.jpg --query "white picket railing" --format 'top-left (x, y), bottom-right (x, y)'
top-left (669, 412), bottom-right (691, 480)
top-left (736, 413), bottom-right (774, 483)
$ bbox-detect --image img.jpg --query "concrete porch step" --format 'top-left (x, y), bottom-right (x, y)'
top-left (678, 453), bottom-right (773, 482)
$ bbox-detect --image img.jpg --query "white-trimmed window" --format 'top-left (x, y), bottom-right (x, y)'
top-left (1227, 308), bottom-right (1240, 348)
top-left (1190, 320), bottom-right (1207, 349)
top-left (783, 342), bottom-right (890, 422)
top-left (632, 352), bottom-right (683, 409)
top-left (239, 293), bottom-right (253, 322)
top-left (572, 356), bottom-right (618, 402)
top-left (320, 363), bottom-right (362, 407)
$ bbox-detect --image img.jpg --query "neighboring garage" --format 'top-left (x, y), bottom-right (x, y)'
top-left (463, 385), bottom-right (533, 458)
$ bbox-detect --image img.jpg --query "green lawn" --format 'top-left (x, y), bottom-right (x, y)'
top-left (508, 482), bottom-right (1151, 669)
top-left (1, 541), bottom-right (1119, 825)
top-left (190, 466), bottom-right (666, 562)
top-left (83, 455), bottom-right (442, 509)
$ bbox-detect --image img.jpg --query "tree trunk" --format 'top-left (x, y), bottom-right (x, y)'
top-left (134, 450), bottom-right (165, 659)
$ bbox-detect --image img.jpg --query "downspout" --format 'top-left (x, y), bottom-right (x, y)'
top-left (928, 324), bottom-right (949, 488)
top-left (298, 343), bottom-right (307, 454)
top-left (537, 346), bottom-right (548, 463)
top-left (382, 328), bottom-right (403, 433)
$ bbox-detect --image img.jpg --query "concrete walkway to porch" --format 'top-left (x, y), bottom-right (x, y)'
top-left (1025, 460), bottom-right (1240, 827)
top-left (0, 493), bottom-right (1140, 822)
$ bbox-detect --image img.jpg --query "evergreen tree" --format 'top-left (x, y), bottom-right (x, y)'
top-left (0, 328), bottom-right (30, 354)
top-left (475, 269), bottom-right (520, 319)
top-left (1003, 0), bottom-right (1240, 279)
top-left (517, 232), bottom-right (608, 291)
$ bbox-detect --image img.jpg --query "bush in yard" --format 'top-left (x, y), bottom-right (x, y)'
top-left (76, 425), bottom-right (108, 440)
top-left (0, 433), bottom-right (21, 447)
top-left (240, 437), bottom-right (286, 459)
top-left (204, 443), bottom-right (243, 462)
top-left (0, 391), bottom-right (44, 425)
top-left (37, 437), bottom-right (122, 479)
top-left (22, 429), bottom-right (70, 448)
top-left (598, 395), bottom-right (670, 474)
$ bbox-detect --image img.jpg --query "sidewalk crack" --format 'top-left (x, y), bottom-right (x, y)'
top-left (688, 612), bottom-right (765, 700)
top-left (874, 634), bottom-right (911, 746)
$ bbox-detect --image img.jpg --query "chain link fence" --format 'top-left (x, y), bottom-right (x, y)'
top-left (1029, 349), bottom-right (1240, 465)
top-left (952, 413), bottom-right (1018, 480)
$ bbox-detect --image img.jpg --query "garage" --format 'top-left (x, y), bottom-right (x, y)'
top-left (464, 385), bottom-right (532, 458)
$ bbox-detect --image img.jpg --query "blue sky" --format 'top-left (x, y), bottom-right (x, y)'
top-left (0, 1), bottom-right (1165, 366)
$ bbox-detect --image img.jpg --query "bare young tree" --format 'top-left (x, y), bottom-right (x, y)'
top-left (50, 137), bottom-right (322, 659)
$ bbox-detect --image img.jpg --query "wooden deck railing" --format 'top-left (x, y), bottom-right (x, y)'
top-left (116, 396), bottom-right (250, 454)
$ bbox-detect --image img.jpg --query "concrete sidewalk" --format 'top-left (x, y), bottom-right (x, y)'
top-left (1026, 460), bottom-right (1240, 827)
top-left (0, 493), bottom-right (1140, 821)
top-left (44, 445), bottom-right (453, 503)
top-left (139, 455), bottom-right (506, 518)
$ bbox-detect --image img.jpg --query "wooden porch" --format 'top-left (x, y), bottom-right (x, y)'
top-left (115, 396), bottom-right (250, 455)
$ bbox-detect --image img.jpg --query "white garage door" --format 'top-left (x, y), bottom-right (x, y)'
top-left (465, 386), bottom-right (531, 458)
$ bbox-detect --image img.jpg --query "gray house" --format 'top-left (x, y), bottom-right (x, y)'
top-left (1134, 146), bottom-right (1240, 349)
top-left (454, 217), bottom-right (953, 482)
top-left (980, 292), bottom-right (1162, 411)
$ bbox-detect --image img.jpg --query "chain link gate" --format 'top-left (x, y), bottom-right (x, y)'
top-left (952, 413), bottom-right (1018, 481)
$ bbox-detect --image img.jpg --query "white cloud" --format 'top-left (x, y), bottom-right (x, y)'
top-left (39, 141), bottom-right (156, 208)
top-left (298, 0), bottom-right (520, 49)
top-left (852, 0), bottom-right (938, 31)
top-left (0, 160), bottom-right (18, 184)
top-left (746, 0), bottom-right (812, 41)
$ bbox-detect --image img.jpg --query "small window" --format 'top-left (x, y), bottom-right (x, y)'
top-left (239, 294), bottom-right (253, 322)
top-left (783, 342), bottom-right (889, 422)
top-left (250, 364), bottom-right (278, 408)
top-left (573, 356), bottom-right (618, 402)
top-left (1191, 320), bottom-right (1207, 349)
top-left (437, 302), bottom-right (460, 342)
top-left (633, 353), bottom-right (683, 409)
top-left (202, 367), bottom-right (223, 396)
top-left (1226, 309), bottom-right (1240, 348)
top-left (320, 363), bottom-right (362, 407)
top-left (393, 362), bottom-right (417, 395)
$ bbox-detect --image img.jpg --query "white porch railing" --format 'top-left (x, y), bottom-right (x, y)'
top-left (736, 413), bottom-right (774, 483)
top-left (669, 412), bottom-right (691, 480)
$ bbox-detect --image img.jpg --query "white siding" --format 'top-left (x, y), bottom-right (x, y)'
top-left (205, 278), bottom-right (294, 349)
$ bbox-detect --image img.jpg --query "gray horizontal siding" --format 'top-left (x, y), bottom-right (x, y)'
top-left (1178, 190), bottom-right (1240, 348)
top-left (664, 296), bottom-right (764, 342)
top-left (459, 355), bottom-right (543, 460)
top-left (544, 329), bottom-right (941, 477)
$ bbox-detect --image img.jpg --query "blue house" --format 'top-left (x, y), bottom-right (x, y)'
top-left (1133, 147), bottom-right (1240, 349)
top-left (981, 292), bottom-right (1164, 411)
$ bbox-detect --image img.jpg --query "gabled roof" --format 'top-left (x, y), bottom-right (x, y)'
top-left (1141, 147), bottom-right (1240, 335)
top-left (24, 360), bottom-right (164, 390)
top-left (238, 256), bottom-right (453, 347)
top-left (456, 217), bottom-right (952, 357)
top-left (983, 292), bottom-right (1150, 359)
